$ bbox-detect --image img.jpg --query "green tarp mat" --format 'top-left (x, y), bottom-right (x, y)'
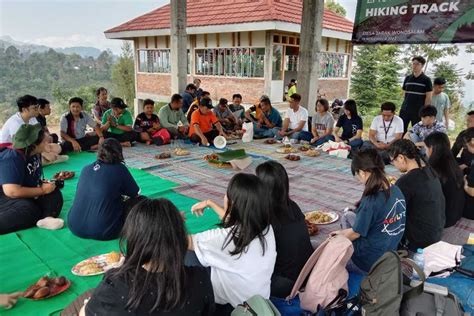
top-left (0, 152), bottom-right (220, 315)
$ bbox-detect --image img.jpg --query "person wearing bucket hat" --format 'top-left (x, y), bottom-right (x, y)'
top-left (188, 96), bottom-right (226, 146)
top-left (101, 97), bottom-right (136, 147)
top-left (0, 124), bottom-right (63, 234)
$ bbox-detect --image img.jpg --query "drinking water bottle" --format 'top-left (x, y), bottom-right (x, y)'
top-left (412, 248), bottom-right (425, 280)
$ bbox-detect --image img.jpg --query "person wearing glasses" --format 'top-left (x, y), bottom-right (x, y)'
top-left (0, 95), bottom-right (40, 147)
top-left (0, 124), bottom-right (63, 234)
top-left (400, 56), bottom-right (433, 133)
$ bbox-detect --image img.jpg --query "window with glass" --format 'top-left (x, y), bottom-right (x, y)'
top-left (138, 49), bottom-right (171, 73)
top-left (278, 52), bottom-right (349, 78)
top-left (319, 52), bottom-right (349, 78)
top-left (195, 48), bottom-right (265, 78)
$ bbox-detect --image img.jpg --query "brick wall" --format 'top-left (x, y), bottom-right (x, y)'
top-left (137, 73), bottom-right (172, 96)
top-left (193, 76), bottom-right (265, 102)
top-left (317, 79), bottom-right (349, 101)
top-left (136, 73), bottom-right (348, 103)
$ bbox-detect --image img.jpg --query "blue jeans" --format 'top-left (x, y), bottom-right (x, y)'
top-left (275, 129), bottom-right (311, 141)
top-left (343, 138), bottom-right (363, 151)
top-left (313, 135), bottom-right (335, 146)
top-left (409, 132), bottom-right (426, 156)
top-left (253, 123), bottom-right (280, 138)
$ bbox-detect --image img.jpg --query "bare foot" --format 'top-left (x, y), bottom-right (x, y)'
top-left (146, 140), bottom-right (152, 145)
top-left (90, 145), bottom-right (99, 150)
top-left (121, 142), bottom-right (132, 147)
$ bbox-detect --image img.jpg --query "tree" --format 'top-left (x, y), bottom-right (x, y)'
top-left (400, 44), bottom-right (459, 76)
top-left (350, 45), bottom-right (379, 114)
top-left (376, 45), bottom-right (403, 106)
top-left (111, 41), bottom-right (135, 107)
top-left (324, 0), bottom-right (346, 16)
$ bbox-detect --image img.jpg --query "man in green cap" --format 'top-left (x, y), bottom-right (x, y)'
top-left (101, 97), bottom-right (136, 147)
top-left (0, 124), bottom-right (63, 234)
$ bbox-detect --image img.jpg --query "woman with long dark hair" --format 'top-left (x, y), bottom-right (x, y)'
top-left (68, 138), bottom-right (143, 240)
top-left (330, 149), bottom-right (406, 274)
top-left (0, 124), bottom-right (63, 234)
top-left (83, 198), bottom-right (215, 315)
top-left (388, 139), bottom-right (445, 251)
top-left (333, 99), bottom-right (363, 151)
top-left (255, 161), bottom-right (312, 298)
top-left (424, 132), bottom-right (465, 227)
top-left (188, 173), bottom-right (276, 313)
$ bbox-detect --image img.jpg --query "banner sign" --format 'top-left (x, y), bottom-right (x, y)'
top-left (352, 1), bottom-right (474, 44)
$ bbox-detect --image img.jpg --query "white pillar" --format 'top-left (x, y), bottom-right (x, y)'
top-left (264, 31), bottom-right (273, 99)
top-left (170, 0), bottom-right (187, 94)
top-left (298, 0), bottom-right (324, 114)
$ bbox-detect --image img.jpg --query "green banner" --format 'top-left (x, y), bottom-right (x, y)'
top-left (352, 0), bottom-right (474, 44)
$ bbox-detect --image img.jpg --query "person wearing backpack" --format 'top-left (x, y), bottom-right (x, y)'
top-left (388, 139), bottom-right (446, 251)
top-left (256, 161), bottom-right (313, 298)
top-left (330, 149), bottom-right (407, 274)
top-left (188, 173), bottom-right (277, 316)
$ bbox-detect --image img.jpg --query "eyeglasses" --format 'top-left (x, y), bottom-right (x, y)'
top-left (389, 155), bottom-right (398, 164)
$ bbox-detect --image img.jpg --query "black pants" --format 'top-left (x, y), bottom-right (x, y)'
top-left (190, 130), bottom-right (219, 144)
top-left (61, 135), bottom-right (99, 153)
top-left (50, 133), bottom-right (59, 144)
top-left (104, 131), bottom-right (136, 143)
top-left (399, 108), bottom-right (420, 133)
top-left (0, 188), bottom-right (63, 234)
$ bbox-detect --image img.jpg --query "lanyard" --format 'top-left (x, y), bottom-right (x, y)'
top-left (383, 118), bottom-right (394, 141)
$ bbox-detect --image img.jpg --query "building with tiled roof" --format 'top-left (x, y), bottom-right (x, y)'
top-left (105, 0), bottom-right (354, 109)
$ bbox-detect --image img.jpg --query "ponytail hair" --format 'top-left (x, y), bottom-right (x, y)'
top-left (351, 149), bottom-right (390, 203)
top-left (388, 139), bottom-right (426, 168)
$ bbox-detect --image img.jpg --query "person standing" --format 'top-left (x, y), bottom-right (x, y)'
top-left (431, 77), bottom-right (450, 126)
top-left (93, 87), bottom-right (111, 123)
top-left (193, 78), bottom-right (203, 100)
top-left (181, 83), bottom-right (197, 114)
top-left (287, 79), bottom-right (297, 99)
top-left (400, 56), bottom-right (433, 133)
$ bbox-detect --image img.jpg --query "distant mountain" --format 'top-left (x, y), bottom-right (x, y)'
top-left (0, 36), bottom-right (104, 58)
top-left (55, 46), bottom-right (103, 58)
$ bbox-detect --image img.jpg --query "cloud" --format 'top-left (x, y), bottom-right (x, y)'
top-left (23, 34), bottom-right (125, 54)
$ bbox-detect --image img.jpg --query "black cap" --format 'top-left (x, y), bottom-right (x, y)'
top-left (111, 97), bottom-right (128, 109)
top-left (200, 97), bottom-right (213, 109)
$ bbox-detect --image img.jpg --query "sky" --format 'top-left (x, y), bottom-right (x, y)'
top-left (0, 0), bottom-right (471, 105)
top-left (0, 0), bottom-right (169, 53)
top-left (0, 0), bottom-right (358, 54)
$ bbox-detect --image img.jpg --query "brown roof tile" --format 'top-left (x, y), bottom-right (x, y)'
top-left (105, 0), bottom-right (353, 34)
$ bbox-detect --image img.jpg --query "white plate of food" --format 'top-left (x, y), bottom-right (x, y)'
top-left (304, 210), bottom-right (339, 225)
top-left (72, 251), bottom-right (124, 276)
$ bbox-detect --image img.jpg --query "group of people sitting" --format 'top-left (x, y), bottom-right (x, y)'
top-left (1, 79), bottom-right (474, 314)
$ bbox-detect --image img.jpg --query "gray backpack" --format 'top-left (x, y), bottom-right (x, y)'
top-left (358, 251), bottom-right (466, 316)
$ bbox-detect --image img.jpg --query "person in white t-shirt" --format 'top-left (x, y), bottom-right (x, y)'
top-left (362, 102), bottom-right (404, 164)
top-left (277, 94), bottom-right (310, 141)
top-left (0, 95), bottom-right (39, 146)
top-left (187, 173), bottom-right (276, 314)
